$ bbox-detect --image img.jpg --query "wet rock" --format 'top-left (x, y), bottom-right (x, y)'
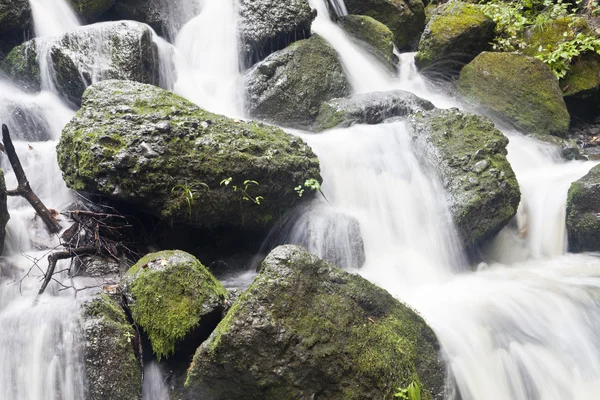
top-left (75, 255), bottom-right (121, 277)
top-left (0, 169), bottom-right (8, 256)
top-left (245, 35), bottom-right (351, 129)
top-left (185, 245), bottom-right (445, 399)
top-left (69, 0), bottom-right (115, 21)
top-left (457, 52), bottom-right (570, 137)
top-left (238, 0), bottom-right (315, 67)
top-left (344, 0), bottom-right (426, 50)
top-left (57, 80), bottom-right (322, 231)
top-left (415, 1), bottom-right (495, 76)
top-left (315, 90), bottom-right (434, 131)
top-left (566, 165), bottom-right (600, 252)
top-left (409, 108), bottom-right (521, 247)
top-left (82, 293), bottom-right (141, 400)
top-left (339, 15), bottom-right (396, 70)
top-left (121, 250), bottom-right (228, 360)
top-left (1, 21), bottom-right (159, 107)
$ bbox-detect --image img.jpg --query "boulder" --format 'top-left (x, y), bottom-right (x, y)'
top-left (415, 1), bottom-right (495, 75)
top-left (566, 165), bottom-right (600, 252)
top-left (121, 250), bottom-right (229, 360)
top-left (344, 0), bottom-right (426, 50)
top-left (315, 90), bottom-right (434, 131)
top-left (457, 52), bottom-right (570, 137)
top-left (57, 80), bottom-right (322, 231)
top-left (245, 35), bottom-right (351, 129)
top-left (0, 169), bottom-right (8, 256)
top-left (339, 15), bottom-right (395, 70)
top-left (0, 0), bottom-right (31, 34)
top-left (409, 108), bottom-right (520, 247)
top-left (185, 245), bottom-right (445, 399)
top-left (69, 0), bottom-right (115, 21)
top-left (1, 21), bottom-right (160, 106)
top-left (82, 293), bottom-right (141, 400)
top-left (238, 0), bottom-right (315, 67)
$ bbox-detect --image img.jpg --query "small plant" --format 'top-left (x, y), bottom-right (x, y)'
top-left (535, 32), bottom-right (600, 78)
top-left (394, 381), bottom-right (422, 400)
top-left (220, 177), bottom-right (264, 205)
top-left (171, 182), bottom-right (208, 217)
top-left (295, 178), bottom-right (322, 197)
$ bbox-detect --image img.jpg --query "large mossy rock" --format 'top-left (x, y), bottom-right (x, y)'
top-left (122, 250), bottom-right (229, 360)
top-left (339, 15), bottom-right (395, 70)
top-left (566, 165), bottom-right (600, 252)
top-left (315, 90), bottom-right (434, 131)
top-left (457, 52), bottom-right (570, 137)
top-left (57, 80), bottom-right (321, 231)
top-left (185, 245), bottom-right (445, 399)
top-left (238, 0), bottom-right (314, 67)
top-left (0, 169), bottom-right (9, 256)
top-left (415, 1), bottom-right (494, 75)
top-left (1, 21), bottom-right (159, 106)
top-left (82, 293), bottom-right (142, 400)
top-left (344, 0), bottom-right (426, 50)
top-left (409, 109), bottom-right (520, 247)
top-left (245, 35), bottom-right (351, 129)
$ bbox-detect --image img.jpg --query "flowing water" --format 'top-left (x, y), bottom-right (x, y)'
top-left (1, 0), bottom-right (600, 398)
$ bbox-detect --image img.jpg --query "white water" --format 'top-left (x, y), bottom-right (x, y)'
top-left (28, 0), bottom-right (80, 38)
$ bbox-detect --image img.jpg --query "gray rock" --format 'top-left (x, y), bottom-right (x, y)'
top-left (315, 90), bottom-right (434, 131)
top-left (566, 164), bottom-right (600, 252)
top-left (409, 108), bottom-right (521, 247)
top-left (185, 245), bottom-right (445, 399)
top-left (238, 0), bottom-right (315, 67)
top-left (57, 80), bottom-right (322, 231)
top-left (1, 21), bottom-right (160, 107)
top-left (82, 293), bottom-right (141, 400)
top-left (339, 14), bottom-right (396, 70)
top-left (245, 35), bottom-right (351, 129)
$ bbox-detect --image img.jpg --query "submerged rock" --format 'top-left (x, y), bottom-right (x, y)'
top-left (0, 169), bottom-right (8, 256)
top-left (238, 0), bottom-right (315, 67)
top-left (409, 108), bottom-right (520, 247)
top-left (1, 21), bottom-right (159, 106)
top-left (121, 250), bottom-right (228, 360)
top-left (57, 80), bottom-right (321, 231)
top-left (82, 293), bottom-right (141, 400)
top-left (315, 90), bottom-right (434, 131)
top-left (415, 1), bottom-right (495, 76)
top-left (457, 52), bottom-right (570, 137)
top-left (344, 0), bottom-right (426, 50)
top-left (185, 245), bottom-right (445, 399)
top-left (339, 15), bottom-right (395, 70)
top-left (566, 165), bottom-right (600, 252)
top-left (245, 35), bottom-right (351, 129)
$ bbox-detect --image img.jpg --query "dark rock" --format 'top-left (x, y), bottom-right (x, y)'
top-left (567, 164), bottom-right (600, 251)
top-left (0, 169), bottom-right (8, 255)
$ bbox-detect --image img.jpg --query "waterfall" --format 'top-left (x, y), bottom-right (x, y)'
top-left (28, 0), bottom-right (80, 38)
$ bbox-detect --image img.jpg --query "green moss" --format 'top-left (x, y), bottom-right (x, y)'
top-left (561, 53), bottom-right (600, 97)
top-left (125, 250), bottom-right (228, 360)
top-left (339, 15), bottom-right (395, 68)
top-left (0, 41), bottom-right (41, 91)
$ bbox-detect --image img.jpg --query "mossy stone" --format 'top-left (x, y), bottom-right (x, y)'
top-left (409, 108), bottom-right (521, 248)
top-left (82, 293), bottom-right (142, 400)
top-left (0, 41), bottom-right (41, 93)
top-left (566, 165), bottom-right (600, 252)
top-left (185, 245), bottom-right (445, 400)
top-left (0, 0), bottom-right (31, 34)
top-left (344, 0), bottom-right (426, 50)
top-left (57, 80), bottom-right (321, 231)
top-left (415, 1), bottom-right (495, 75)
top-left (457, 51), bottom-right (570, 137)
top-left (339, 15), bottom-right (395, 70)
top-left (245, 35), bottom-right (351, 129)
top-left (122, 250), bottom-right (229, 360)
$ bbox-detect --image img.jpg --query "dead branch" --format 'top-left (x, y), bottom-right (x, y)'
top-left (38, 246), bottom-right (97, 296)
top-left (2, 124), bottom-right (61, 234)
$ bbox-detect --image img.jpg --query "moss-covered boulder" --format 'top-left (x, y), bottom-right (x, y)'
top-left (339, 15), bottom-right (395, 70)
top-left (315, 90), bottom-right (434, 131)
top-left (344, 0), bottom-right (426, 50)
top-left (57, 80), bottom-right (321, 230)
top-left (0, 168), bottom-right (9, 256)
top-left (457, 52), bottom-right (570, 137)
top-left (566, 165), bottom-right (600, 252)
top-left (409, 109), bottom-right (520, 247)
top-left (69, 0), bottom-right (115, 21)
top-left (245, 35), bottom-right (351, 129)
top-left (415, 1), bottom-right (495, 75)
top-left (185, 245), bottom-right (445, 399)
top-left (0, 0), bottom-right (31, 36)
top-left (239, 0), bottom-right (314, 67)
top-left (82, 293), bottom-right (141, 400)
top-left (1, 21), bottom-right (159, 106)
top-left (122, 250), bottom-right (229, 360)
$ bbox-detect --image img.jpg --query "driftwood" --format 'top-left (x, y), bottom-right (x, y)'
top-left (2, 124), bottom-right (61, 233)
